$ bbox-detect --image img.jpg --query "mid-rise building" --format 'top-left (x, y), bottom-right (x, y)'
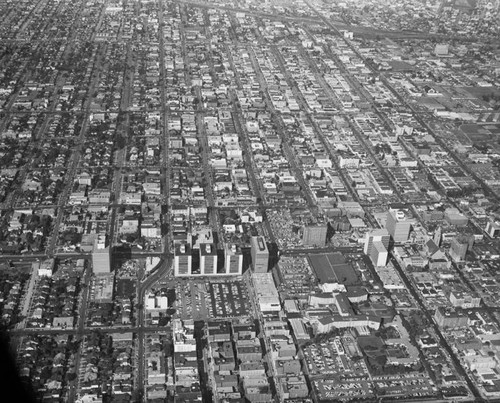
top-left (146, 293), bottom-right (169, 310)
top-left (224, 243), bottom-right (243, 275)
top-left (302, 225), bottom-right (327, 247)
top-left (434, 43), bottom-right (449, 56)
top-left (251, 236), bottom-right (269, 273)
top-left (449, 290), bottom-right (481, 309)
top-left (92, 235), bottom-right (110, 274)
top-left (434, 307), bottom-right (468, 329)
top-left (364, 229), bottom-right (390, 255)
top-left (37, 258), bottom-right (55, 277)
top-left (486, 221), bottom-right (500, 238)
top-left (252, 273), bottom-right (280, 312)
top-left (386, 210), bottom-right (411, 243)
top-left (174, 244), bottom-right (192, 276)
top-left (200, 243), bottom-right (217, 275)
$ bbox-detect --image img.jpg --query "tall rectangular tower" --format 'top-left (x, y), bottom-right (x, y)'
top-left (364, 229), bottom-right (390, 255)
top-left (250, 236), bottom-right (269, 273)
top-left (369, 241), bottom-right (388, 267)
top-left (449, 238), bottom-right (468, 262)
top-left (174, 244), bottom-right (192, 277)
top-left (386, 210), bottom-right (411, 243)
top-left (92, 235), bottom-right (110, 274)
top-left (224, 244), bottom-right (243, 275)
top-left (200, 243), bottom-right (218, 275)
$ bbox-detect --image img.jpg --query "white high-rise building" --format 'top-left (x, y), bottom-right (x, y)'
top-left (251, 236), bottom-right (269, 273)
top-left (386, 210), bottom-right (412, 243)
top-left (200, 243), bottom-right (218, 275)
top-left (370, 241), bottom-right (388, 267)
top-left (174, 244), bottom-right (192, 277)
top-left (364, 229), bottom-right (390, 255)
top-left (92, 235), bottom-right (110, 274)
top-left (224, 244), bottom-right (243, 275)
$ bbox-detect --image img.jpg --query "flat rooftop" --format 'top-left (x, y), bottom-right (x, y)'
top-left (308, 252), bottom-right (358, 285)
top-left (251, 236), bottom-right (268, 253)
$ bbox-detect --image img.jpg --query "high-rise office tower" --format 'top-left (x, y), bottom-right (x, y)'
top-left (449, 237), bottom-right (469, 262)
top-left (433, 226), bottom-right (442, 247)
top-left (369, 241), bottom-right (388, 267)
top-left (224, 243), bottom-right (243, 275)
top-left (364, 229), bottom-right (390, 255)
top-left (302, 225), bottom-right (327, 247)
top-left (386, 210), bottom-right (411, 243)
top-left (174, 243), bottom-right (192, 276)
top-left (92, 235), bottom-right (110, 274)
top-left (250, 236), bottom-right (269, 273)
top-left (200, 243), bottom-right (218, 275)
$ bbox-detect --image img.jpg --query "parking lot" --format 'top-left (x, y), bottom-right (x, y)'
top-left (172, 278), bottom-right (251, 320)
top-left (175, 280), bottom-right (211, 320)
top-left (313, 378), bottom-right (374, 402)
top-left (304, 339), bottom-right (369, 378)
top-left (208, 280), bottom-right (250, 318)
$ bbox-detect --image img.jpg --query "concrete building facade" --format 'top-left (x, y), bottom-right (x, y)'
top-left (200, 243), bottom-right (218, 275)
top-left (224, 243), bottom-right (243, 275)
top-left (174, 243), bottom-right (192, 276)
top-left (92, 235), bottom-right (110, 274)
top-left (370, 241), bottom-right (388, 267)
top-left (251, 236), bottom-right (269, 273)
top-left (386, 210), bottom-right (411, 243)
top-left (364, 229), bottom-right (390, 255)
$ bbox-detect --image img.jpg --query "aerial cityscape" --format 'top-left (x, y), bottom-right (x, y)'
top-left (0, 0), bottom-right (500, 402)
